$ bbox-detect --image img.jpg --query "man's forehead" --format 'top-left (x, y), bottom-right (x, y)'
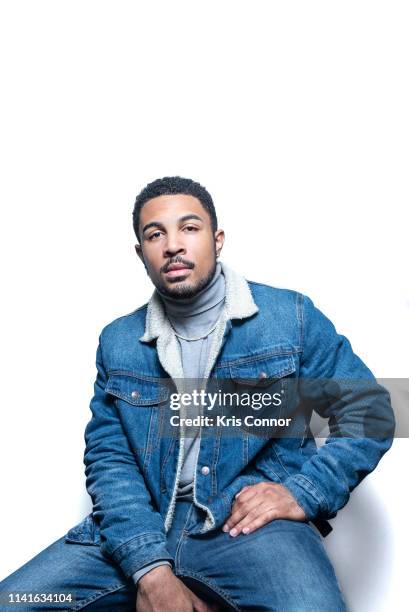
top-left (139, 193), bottom-right (208, 222)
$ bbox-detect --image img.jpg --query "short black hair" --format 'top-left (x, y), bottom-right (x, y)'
top-left (132, 176), bottom-right (218, 241)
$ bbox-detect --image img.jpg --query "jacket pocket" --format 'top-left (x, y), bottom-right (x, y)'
top-left (105, 371), bottom-right (169, 406)
top-left (105, 371), bottom-right (169, 470)
top-left (229, 352), bottom-right (296, 387)
top-left (65, 513), bottom-right (100, 546)
top-left (229, 353), bottom-right (296, 424)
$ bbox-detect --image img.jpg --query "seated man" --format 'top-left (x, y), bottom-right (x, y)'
top-left (0, 176), bottom-right (395, 611)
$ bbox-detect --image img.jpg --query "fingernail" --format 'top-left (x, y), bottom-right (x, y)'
top-left (229, 528), bottom-right (237, 537)
top-left (243, 527), bottom-right (250, 534)
top-left (222, 524), bottom-right (229, 532)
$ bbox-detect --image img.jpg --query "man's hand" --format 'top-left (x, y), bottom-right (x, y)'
top-left (136, 565), bottom-right (221, 612)
top-left (222, 482), bottom-right (307, 537)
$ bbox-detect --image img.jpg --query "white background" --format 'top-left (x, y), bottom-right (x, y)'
top-left (0, 1), bottom-right (408, 610)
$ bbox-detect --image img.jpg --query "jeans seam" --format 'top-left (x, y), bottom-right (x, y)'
top-left (174, 532), bottom-right (187, 569)
top-left (74, 582), bottom-right (128, 610)
top-left (174, 503), bottom-right (195, 568)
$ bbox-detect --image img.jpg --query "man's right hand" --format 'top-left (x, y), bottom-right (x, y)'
top-left (136, 565), bottom-right (220, 612)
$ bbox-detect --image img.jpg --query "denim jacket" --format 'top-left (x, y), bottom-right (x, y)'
top-left (66, 263), bottom-right (394, 579)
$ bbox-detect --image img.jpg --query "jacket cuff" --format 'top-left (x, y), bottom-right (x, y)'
top-left (132, 560), bottom-right (172, 585)
top-left (283, 474), bottom-right (329, 520)
top-left (110, 532), bottom-right (174, 579)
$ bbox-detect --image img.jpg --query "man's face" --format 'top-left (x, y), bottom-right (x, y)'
top-left (135, 194), bottom-right (225, 299)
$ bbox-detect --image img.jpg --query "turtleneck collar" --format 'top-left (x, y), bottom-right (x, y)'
top-left (156, 261), bottom-right (224, 318)
top-left (155, 261), bottom-right (226, 338)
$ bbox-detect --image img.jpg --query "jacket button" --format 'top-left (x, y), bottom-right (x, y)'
top-left (259, 371), bottom-right (267, 379)
top-left (131, 390), bottom-right (140, 399)
top-left (201, 466), bottom-right (210, 476)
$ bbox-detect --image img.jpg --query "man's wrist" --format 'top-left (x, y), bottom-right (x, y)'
top-left (132, 560), bottom-right (172, 585)
top-left (138, 563), bottom-right (174, 591)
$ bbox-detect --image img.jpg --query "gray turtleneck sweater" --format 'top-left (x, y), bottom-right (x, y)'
top-left (132, 262), bottom-right (226, 584)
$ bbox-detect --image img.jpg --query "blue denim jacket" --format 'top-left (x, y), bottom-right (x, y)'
top-left (68, 263), bottom-right (394, 579)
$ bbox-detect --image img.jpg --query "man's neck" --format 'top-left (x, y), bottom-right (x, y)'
top-left (156, 261), bottom-right (226, 337)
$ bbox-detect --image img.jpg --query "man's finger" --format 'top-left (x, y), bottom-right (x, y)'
top-left (234, 486), bottom-right (247, 498)
top-left (238, 507), bottom-right (278, 535)
top-left (224, 498), bottom-right (268, 535)
top-left (223, 490), bottom-right (260, 533)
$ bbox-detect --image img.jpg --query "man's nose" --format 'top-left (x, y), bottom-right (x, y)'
top-left (163, 233), bottom-right (186, 258)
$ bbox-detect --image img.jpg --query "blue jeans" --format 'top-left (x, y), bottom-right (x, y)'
top-left (0, 501), bottom-right (347, 611)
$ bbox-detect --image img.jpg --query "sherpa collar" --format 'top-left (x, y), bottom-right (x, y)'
top-left (139, 261), bottom-right (259, 344)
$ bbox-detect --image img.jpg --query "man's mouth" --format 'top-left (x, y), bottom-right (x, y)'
top-left (163, 261), bottom-right (194, 279)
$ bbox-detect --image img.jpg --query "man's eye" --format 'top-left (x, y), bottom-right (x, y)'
top-left (183, 225), bottom-right (198, 232)
top-left (147, 231), bottom-right (162, 241)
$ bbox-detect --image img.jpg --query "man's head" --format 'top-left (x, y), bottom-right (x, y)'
top-left (133, 176), bottom-right (225, 299)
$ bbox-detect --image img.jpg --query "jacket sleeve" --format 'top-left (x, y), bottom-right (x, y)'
top-left (83, 335), bottom-right (174, 578)
top-left (283, 294), bottom-right (395, 520)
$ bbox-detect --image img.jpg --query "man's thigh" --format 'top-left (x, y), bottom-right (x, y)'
top-left (0, 535), bottom-right (135, 611)
top-left (177, 519), bottom-right (347, 612)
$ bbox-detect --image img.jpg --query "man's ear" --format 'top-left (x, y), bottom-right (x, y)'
top-left (134, 243), bottom-right (144, 263)
top-left (214, 229), bottom-right (225, 258)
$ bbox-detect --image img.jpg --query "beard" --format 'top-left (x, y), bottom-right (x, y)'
top-left (154, 255), bottom-right (217, 300)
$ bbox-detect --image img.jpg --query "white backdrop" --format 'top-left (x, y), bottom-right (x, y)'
top-left (0, 1), bottom-right (407, 610)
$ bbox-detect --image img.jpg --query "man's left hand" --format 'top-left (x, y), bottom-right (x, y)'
top-left (222, 482), bottom-right (307, 537)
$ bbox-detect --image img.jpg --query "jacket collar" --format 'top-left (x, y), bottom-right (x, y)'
top-left (139, 261), bottom-right (259, 343)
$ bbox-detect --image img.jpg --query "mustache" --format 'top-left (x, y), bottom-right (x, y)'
top-left (161, 256), bottom-right (195, 273)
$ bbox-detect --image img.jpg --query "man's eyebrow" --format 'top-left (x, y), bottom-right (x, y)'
top-left (178, 214), bottom-right (203, 223)
top-left (142, 221), bottom-right (166, 234)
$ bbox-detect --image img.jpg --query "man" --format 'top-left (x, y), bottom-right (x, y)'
top-left (0, 176), bottom-right (395, 611)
